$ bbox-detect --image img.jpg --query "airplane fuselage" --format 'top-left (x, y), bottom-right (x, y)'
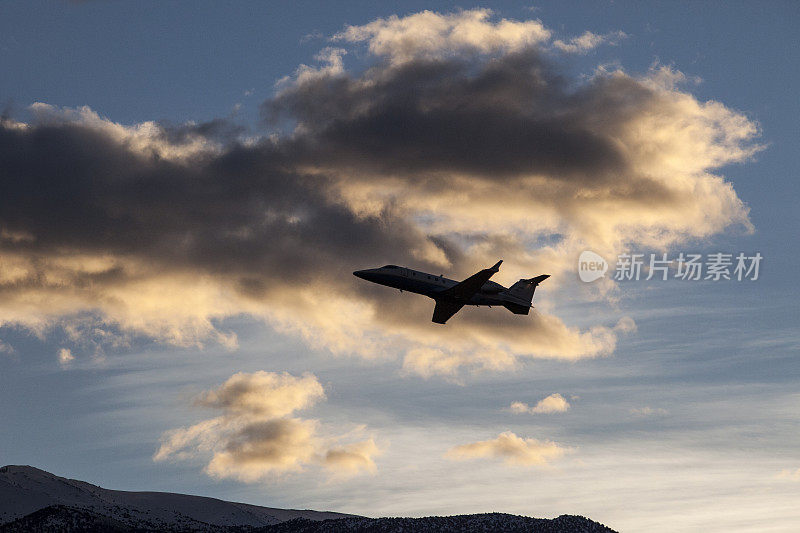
top-left (354, 262), bottom-right (548, 323)
top-left (354, 265), bottom-right (521, 307)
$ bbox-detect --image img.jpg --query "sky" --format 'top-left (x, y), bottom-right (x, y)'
top-left (0, 1), bottom-right (799, 532)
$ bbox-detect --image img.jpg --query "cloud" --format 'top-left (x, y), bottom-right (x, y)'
top-left (333, 9), bottom-right (551, 64)
top-left (777, 468), bottom-right (800, 481)
top-left (279, 47), bottom-right (347, 86)
top-left (510, 393), bottom-right (570, 414)
top-left (206, 418), bottom-right (320, 481)
top-left (323, 438), bottom-right (381, 475)
top-left (402, 347), bottom-right (516, 380)
top-left (57, 347), bottom-right (74, 367)
top-left (0, 9), bottom-right (762, 376)
top-left (154, 371), bottom-right (380, 481)
top-left (553, 30), bottom-right (627, 54)
top-left (446, 431), bottom-right (566, 466)
top-left (196, 371), bottom-right (324, 418)
top-left (630, 406), bottom-right (669, 417)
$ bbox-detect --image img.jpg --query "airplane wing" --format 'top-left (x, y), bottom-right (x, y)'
top-left (432, 300), bottom-right (465, 324)
top-left (439, 260), bottom-right (503, 301)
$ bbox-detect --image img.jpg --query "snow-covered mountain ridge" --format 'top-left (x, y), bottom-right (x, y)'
top-left (0, 465), bottom-right (351, 529)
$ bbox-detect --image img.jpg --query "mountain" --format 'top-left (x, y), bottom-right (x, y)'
top-left (251, 514), bottom-right (618, 533)
top-left (0, 465), bottom-right (352, 529)
top-left (0, 466), bottom-right (618, 532)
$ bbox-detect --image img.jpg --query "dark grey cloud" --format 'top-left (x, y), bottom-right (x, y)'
top-left (0, 119), bottom-right (433, 295)
top-left (2, 48), bottom-right (649, 298)
top-left (0, 45), bottom-right (705, 298)
top-left (267, 51), bottom-right (640, 183)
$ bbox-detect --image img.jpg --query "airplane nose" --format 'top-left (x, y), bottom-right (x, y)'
top-left (354, 269), bottom-right (379, 282)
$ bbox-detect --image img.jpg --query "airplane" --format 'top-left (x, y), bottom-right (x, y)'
top-left (353, 260), bottom-right (549, 324)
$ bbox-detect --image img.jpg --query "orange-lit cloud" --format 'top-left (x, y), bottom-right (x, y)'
top-left (446, 431), bottom-right (567, 466)
top-left (154, 371), bottom-right (380, 481)
top-left (510, 393), bottom-right (571, 414)
top-left (333, 8), bottom-right (551, 64)
top-left (196, 371), bottom-right (325, 418)
top-left (57, 347), bottom-right (74, 367)
top-left (553, 30), bottom-right (627, 53)
top-left (323, 438), bottom-right (381, 476)
top-left (777, 468), bottom-right (800, 481)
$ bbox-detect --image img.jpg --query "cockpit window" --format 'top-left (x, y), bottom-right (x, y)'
top-left (382, 265), bottom-right (399, 269)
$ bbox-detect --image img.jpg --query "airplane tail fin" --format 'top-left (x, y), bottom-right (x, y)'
top-left (502, 274), bottom-right (550, 315)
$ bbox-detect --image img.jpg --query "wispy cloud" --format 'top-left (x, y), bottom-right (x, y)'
top-left (0, 339), bottom-right (14, 355)
top-left (777, 468), bottom-right (800, 481)
top-left (509, 393), bottom-right (571, 414)
top-left (553, 30), bottom-right (627, 54)
top-left (629, 406), bottom-right (669, 417)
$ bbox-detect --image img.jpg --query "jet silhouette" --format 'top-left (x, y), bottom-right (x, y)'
top-left (354, 260), bottom-right (549, 324)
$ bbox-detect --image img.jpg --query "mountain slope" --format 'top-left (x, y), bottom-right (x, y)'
top-left (0, 465), bottom-right (352, 529)
top-left (1, 508), bottom-right (618, 533)
top-left (256, 514), bottom-right (618, 533)
top-left (0, 466), bottom-right (618, 532)
top-left (0, 505), bottom-right (136, 533)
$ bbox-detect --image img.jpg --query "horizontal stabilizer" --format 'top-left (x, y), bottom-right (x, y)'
top-left (528, 274), bottom-right (550, 285)
top-left (502, 274), bottom-right (550, 307)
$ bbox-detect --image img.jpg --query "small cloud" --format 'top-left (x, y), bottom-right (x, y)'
top-left (509, 393), bottom-right (570, 414)
top-left (402, 347), bottom-right (514, 382)
top-left (614, 316), bottom-right (637, 334)
top-left (446, 431), bottom-right (566, 466)
top-left (333, 9), bottom-right (551, 64)
top-left (629, 406), bottom-right (669, 417)
top-left (195, 370), bottom-right (325, 419)
top-left (777, 468), bottom-right (800, 481)
top-left (58, 348), bottom-right (75, 367)
top-left (553, 30), bottom-right (627, 54)
top-left (509, 401), bottom-right (531, 413)
top-left (278, 47), bottom-right (346, 88)
top-left (323, 438), bottom-right (381, 476)
top-left (300, 30), bottom-right (324, 44)
top-left (205, 418), bottom-right (319, 481)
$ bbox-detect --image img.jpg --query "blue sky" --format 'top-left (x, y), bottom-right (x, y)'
top-left (1, 2), bottom-right (799, 532)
